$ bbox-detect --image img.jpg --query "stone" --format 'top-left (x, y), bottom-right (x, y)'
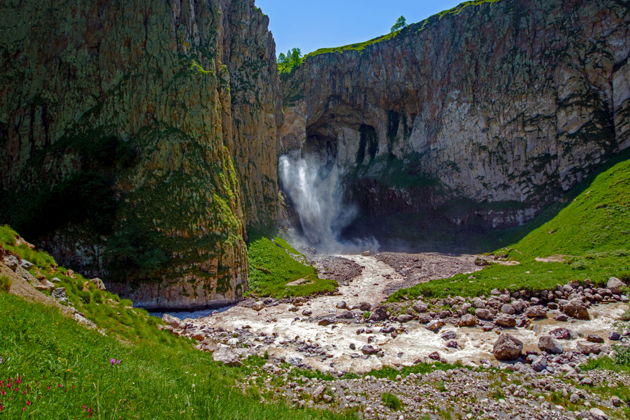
top-left (20, 259), bottom-right (34, 269)
top-left (554, 314), bottom-right (569, 322)
top-left (495, 315), bottom-right (517, 328)
top-left (52, 287), bottom-right (68, 303)
top-left (337, 310), bottom-right (354, 320)
top-left (538, 336), bottom-right (563, 354)
top-left (607, 277), bottom-right (625, 294)
top-left (428, 352), bottom-right (441, 360)
top-left (336, 301), bottom-right (348, 309)
top-left (472, 298), bottom-right (485, 308)
top-left (3, 255), bottom-right (19, 271)
top-left (589, 408), bottom-right (608, 420)
top-left (417, 314), bottom-right (432, 324)
top-left (358, 302), bottom-right (372, 311)
top-left (412, 301), bottom-right (428, 313)
top-left (361, 345), bottom-right (379, 355)
top-left (562, 299), bottom-right (590, 320)
top-left (312, 385), bottom-right (326, 401)
top-left (302, 309), bottom-right (313, 316)
top-left (531, 356), bottom-right (547, 372)
top-left (549, 328), bottom-right (572, 340)
top-left (318, 318), bottom-right (335, 326)
top-left (610, 396), bottom-right (622, 407)
top-left (89, 278), bottom-right (106, 290)
top-left (493, 333), bottom-right (523, 361)
top-left (524, 305), bottom-right (547, 318)
top-left (252, 301), bottom-right (265, 312)
top-left (213, 346), bottom-right (241, 366)
top-left (441, 331), bottom-right (457, 340)
top-left (475, 308), bottom-right (493, 320)
top-left (425, 320), bottom-right (445, 333)
top-left (576, 341), bottom-right (601, 355)
top-left (457, 314), bottom-right (478, 327)
top-left (586, 335), bottom-right (604, 344)
top-left (608, 331), bottom-right (621, 341)
top-left (446, 340), bottom-right (459, 349)
top-left (35, 279), bottom-right (55, 292)
top-left (501, 304), bottom-right (516, 315)
top-left (162, 313), bottom-right (181, 327)
top-left (397, 314), bottom-right (415, 323)
top-left (368, 307), bottom-right (389, 322)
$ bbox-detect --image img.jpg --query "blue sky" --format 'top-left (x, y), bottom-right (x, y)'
top-left (255, 0), bottom-right (464, 56)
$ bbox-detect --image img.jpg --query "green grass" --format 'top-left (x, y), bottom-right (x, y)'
top-left (0, 225), bottom-right (56, 268)
top-left (0, 293), bottom-right (354, 419)
top-left (247, 236), bottom-right (337, 298)
top-left (0, 226), bottom-right (353, 419)
top-left (390, 158), bottom-right (630, 300)
top-left (0, 275), bottom-right (10, 292)
top-left (581, 345), bottom-right (630, 373)
top-left (381, 393), bottom-right (403, 411)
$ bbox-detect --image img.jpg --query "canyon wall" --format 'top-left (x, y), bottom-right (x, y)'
top-left (282, 0), bottom-right (630, 236)
top-left (0, 0), bottom-right (281, 309)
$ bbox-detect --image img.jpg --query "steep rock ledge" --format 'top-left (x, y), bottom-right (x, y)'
top-left (0, 0), bottom-right (281, 309)
top-left (282, 0), bottom-right (630, 233)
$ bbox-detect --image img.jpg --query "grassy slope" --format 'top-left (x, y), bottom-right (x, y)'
top-left (0, 226), bottom-right (351, 419)
top-left (391, 158), bottom-right (630, 300)
top-left (247, 236), bottom-right (337, 298)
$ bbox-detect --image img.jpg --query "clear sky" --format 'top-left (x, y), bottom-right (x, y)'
top-left (255, 0), bottom-right (464, 56)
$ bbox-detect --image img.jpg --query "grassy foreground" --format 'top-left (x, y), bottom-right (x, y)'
top-left (0, 226), bottom-right (351, 419)
top-left (391, 158), bottom-right (630, 300)
top-left (247, 236), bottom-right (337, 298)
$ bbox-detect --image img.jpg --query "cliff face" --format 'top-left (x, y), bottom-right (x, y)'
top-left (0, 0), bottom-right (281, 309)
top-left (282, 0), bottom-right (630, 232)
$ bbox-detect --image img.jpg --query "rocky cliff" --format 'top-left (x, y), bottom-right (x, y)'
top-left (281, 0), bottom-right (630, 238)
top-left (0, 0), bottom-right (281, 309)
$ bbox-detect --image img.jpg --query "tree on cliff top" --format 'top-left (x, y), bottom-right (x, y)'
top-left (391, 16), bottom-right (407, 32)
top-left (278, 48), bottom-right (304, 75)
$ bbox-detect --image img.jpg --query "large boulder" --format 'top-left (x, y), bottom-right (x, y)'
top-left (368, 306), bottom-right (389, 322)
top-left (562, 299), bottom-right (590, 320)
top-left (607, 277), bottom-right (625, 294)
top-left (457, 314), bottom-right (478, 327)
top-left (495, 314), bottom-right (517, 328)
top-left (493, 333), bottom-right (523, 361)
top-left (475, 308), bottom-right (494, 321)
top-left (524, 305), bottom-right (547, 318)
top-left (538, 336), bottom-right (563, 354)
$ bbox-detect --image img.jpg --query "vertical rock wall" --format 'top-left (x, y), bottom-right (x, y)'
top-left (0, 0), bottom-right (281, 309)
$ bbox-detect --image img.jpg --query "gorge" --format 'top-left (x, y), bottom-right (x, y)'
top-left (1, 0), bottom-right (629, 418)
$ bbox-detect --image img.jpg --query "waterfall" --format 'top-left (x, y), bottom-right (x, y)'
top-left (279, 153), bottom-right (378, 253)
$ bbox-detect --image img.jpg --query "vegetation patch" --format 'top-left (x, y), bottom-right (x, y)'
top-left (390, 158), bottom-right (630, 300)
top-left (0, 275), bottom-right (11, 292)
top-left (381, 392), bottom-right (403, 411)
top-left (247, 236), bottom-right (337, 298)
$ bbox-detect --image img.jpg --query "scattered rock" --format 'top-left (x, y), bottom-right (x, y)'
top-left (425, 320), bottom-right (445, 333)
top-left (441, 331), bottom-right (457, 340)
top-left (501, 304), bottom-right (516, 315)
top-left (336, 301), bottom-right (348, 310)
top-left (368, 307), bottom-right (389, 322)
top-left (576, 341), bottom-right (601, 355)
top-left (412, 301), bottom-right (428, 313)
top-left (609, 331), bottom-right (621, 341)
top-left (446, 340), bottom-right (459, 349)
top-left (589, 408), bottom-right (608, 420)
top-left (337, 311), bottom-right (354, 320)
top-left (213, 346), bottom-right (241, 366)
top-left (531, 356), bottom-right (547, 372)
top-left (35, 279), bottom-right (55, 291)
top-left (252, 301), bottom-right (265, 312)
top-left (538, 336), bottom-right (563, 354)
top-left (3, 255), bottom-right (19, 271)
top-left (358, 302), bottom-right (372, 311)
top-left (562, 299), bottom-right (590, 320)
top-left (361, 345), bottom-right (379, 355)
top-left (457, 314), bottom-right (478, 327)
top-left (607, 277), bottom-right (624, 294)
top-left (397, 314), bottom-right (415, 323)
top-left (162, 313), bottom-right (181, 327)
top-left (475, 308), bottom-right (493, 320)
top-left (89, 277), bottom-right (106, 290)
top-left (524, 305), bottom-right (547, 318)
top-left (428, 351), bottom-right (441, 360)
top-left (318, 318), bottom-right (335, 326)
top-left (495, 315), bottom-right (516, 328)
top-left (493, 333), bottom-right (523, 361)
top-left (20, 259), bottom-right (34, 269)
top-left (586, 335), bottom-right (604, 344)
top-left (549, 328), bottom-right (572, 340)
top-left (302, 309), bottom-right (313, 316)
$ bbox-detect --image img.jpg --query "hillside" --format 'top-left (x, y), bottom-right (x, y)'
top-left (391, 158), bottom-right (630, 300)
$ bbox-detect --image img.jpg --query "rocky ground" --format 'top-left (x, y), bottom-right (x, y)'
top-left (161, 252), bottom-right (630, 419)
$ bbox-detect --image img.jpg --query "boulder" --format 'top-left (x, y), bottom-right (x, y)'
top-left (538, 336), bottom-right (563, 354)
top-left (441, 330), bottom-right (457, 340)
top-left (337, 310), bottom-right (354, 320)
top-left (425, 320), bottom-right (445, 333)
top-left (576, 341), bottom-right (601, 355)
top-left (609, 331), bottom-right (621, 341)
top-left (531, 356), bottom-right (548, 372)
top-left (35, 279), bottom-right (55, 292)
top-left (417, 314), bottom-right (432, 324)
top-left (252, 301), bottom-right (265, 312)
top-left (397, 314), bottom-right (415, 323)
top-left (89, 278), bottom-right (106, 290)
top-left (213, 346), bottom-right (241, 366)
top-left (562, 299), bottom-right (590, 320)
top-left (3, 255), bottom-right (19, 271)
top-left (524, 305), bottom-right (547, 318)
top-left (20, 259), bottom-right (34, 269)
top-left (586, 334), bottom-right (604, 344)
top-left (446, 340), bottom-right (459, 349)
top-left (428, 352), bottom-right (441, 360)
top-left (336, 301), bottom-right (348, 309)
top-left (475, 308), bottom-right (493, 321)
top-left (549, 328), bottom-right (573, 340)
top-left (493, 333), bottom-right (523, 361)
top-left (412, 301), bottom-right (428, 313)
top-left (368, 307), bottom-right (389, 322)
top-left (457, 314), bottom-right (478, 327)
top-left (495, 315), bottom-right (517, 328)
top-left (361, 345), bottom-right (379, 355)
top-left (162, 313), bottom-right (181, 327)
top-left (607, 277), bottom-right (625, 294)
top-left (358, 302), bottom-right (372, 311)
top-left (501, 304), bottom-right (516, 315)
top-left (318, 318), bottom-right (335, 326)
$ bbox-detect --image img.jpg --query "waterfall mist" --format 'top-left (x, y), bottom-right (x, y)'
top-left (279, 153), bottom-right (379, 254)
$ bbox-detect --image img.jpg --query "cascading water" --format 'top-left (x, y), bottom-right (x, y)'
top-left (279, 153), bottom-right (378, 253)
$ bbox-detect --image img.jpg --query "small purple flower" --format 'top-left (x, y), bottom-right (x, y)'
top-left (109, 358), bottom-right (122, 366)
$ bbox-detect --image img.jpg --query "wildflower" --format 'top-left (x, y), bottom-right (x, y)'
top-left (0, 403), bottom-right (4, 412)
top-left (26, 400), bottom-right (32, 406)
top-left (109, 358), bottom-right (122, 366)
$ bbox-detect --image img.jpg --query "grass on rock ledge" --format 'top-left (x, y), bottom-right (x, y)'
top-left (247, 236), bottom-right (337, 298)
top-left (391, 158), bottom-right (630, 301)
top-left (0, 226), bottom-right (351, 419)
